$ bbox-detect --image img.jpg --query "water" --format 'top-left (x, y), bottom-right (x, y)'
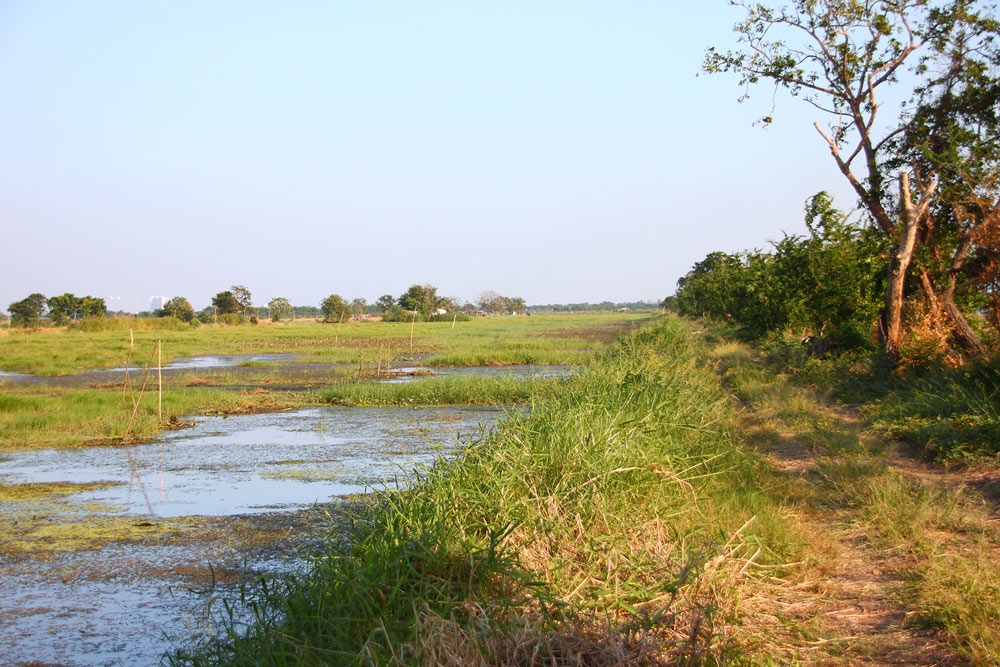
top-left (1, 406), bottom-right (500, 517)
top-left (109, 352), bottom-right (296, 372)
top-left (0, 406), bottom-right (504, 665)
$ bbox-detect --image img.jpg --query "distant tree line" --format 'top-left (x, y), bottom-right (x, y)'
top-left (527, 300), bottom-right (659, 313)
top-left (7, 293), bottom-right (107, 327)
top-left (7, 283), bottom-right (540, 328)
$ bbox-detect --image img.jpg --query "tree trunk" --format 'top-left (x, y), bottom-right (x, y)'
top-left (917, 227), bottom-right (988, 359)
top-left (880, 173), bottom-right (926, 362)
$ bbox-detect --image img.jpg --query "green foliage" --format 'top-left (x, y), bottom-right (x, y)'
top-left (428, 312), bottom-right (470, 322)
top-left (157, 297), bottom-right (195, 322)
top-left (217, 313), bottom-right (247, 326)
top-left (230, 285), bottom-right (253, 315)
top-left (398, 284), bottom-right (439, 315)
top-left (267, 297), bottom-right (292, 322)
top-left (320, 294), bottom-right (350, 322)
top-left (170, 318), bottom-right (788, 664)
top-left (78, 316), bottom-right (186, 332)
top-left (676, 193), bottom-right (886, 352)
top-left (8, 293), bottom-right (47, 328)
top-left (211, 291), bottom-right (240, 315)
top-left (375, 294), bottom-right (396, 314)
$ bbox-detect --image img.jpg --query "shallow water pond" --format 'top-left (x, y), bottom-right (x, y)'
top-left (2, 406), bottom-right (501, 517)
top-left (0, 406), bottom-right (503, 665)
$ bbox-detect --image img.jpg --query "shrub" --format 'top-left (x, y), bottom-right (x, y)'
top-left (428, 312), bottom-right (470, 323)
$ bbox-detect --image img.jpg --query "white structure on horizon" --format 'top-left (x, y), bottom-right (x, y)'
top-left (149, 296), bottom-right (168, 311)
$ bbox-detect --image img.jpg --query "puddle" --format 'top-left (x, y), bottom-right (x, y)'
top-left (0, 406), bottom-right (504, 665)
top-left (108, 352), bottom-right (296, 372)
top-left (380, 364), bottom-right (576, 383)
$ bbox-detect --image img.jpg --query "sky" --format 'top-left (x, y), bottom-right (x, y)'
top-left (0, 1), bottom-right (861, 312)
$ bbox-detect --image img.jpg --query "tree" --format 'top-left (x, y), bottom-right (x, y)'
top-left (79, 296), bottom-right (106, 319)
top-left (321, 294), bottom-right (350, 322)
top-left (704, 0), bottom-right (989, 361)
top-left (231, 285), bottom-right (253, 316)
top-left (46, 293), bottom-right (82, 325)
top-left (158, 297), bottom-right (195, 322)
top-left (350, 297), bottom-right (367, 317)
top-left (478, 290), bottom-right (503, 315)
top-left (9, 293), bottom-right (46, 327)
top-left (398, 284), bottom-right (439, 315)
top-left (268, 297), bottom-right (292, 322)
top-left (212, 291), bottom-right (241, 315)
top-left (892, 2), bottom-right (1000, 356)
top-left (376, 294), bottom-right (396, 314)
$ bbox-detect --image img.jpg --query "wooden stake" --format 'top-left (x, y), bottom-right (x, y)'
top-left (452, 312), bottom-right (457, 329)
top-left (386, 330), bottom-right (391, 372)
top-left (123, 344), bottom-right (158, 439)
top-left (410, 309), bottom-right (416, 352)
top-left (122, 328), bottom-right (136, 408)
top-left (376, 344), bottom-right (382, 377)
top-left (335, 312), bottom-right (344, 346)
top-left (358, 346), bottom-right (364, 379)
top-left (157, 340), bottom-right (162, 422)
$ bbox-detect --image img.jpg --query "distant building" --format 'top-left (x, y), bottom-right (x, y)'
top-left (149, 296), bottom-right (168, 311)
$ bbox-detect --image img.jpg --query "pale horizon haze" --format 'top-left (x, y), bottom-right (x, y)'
top-left (1, 2), bottom-right (859, 312)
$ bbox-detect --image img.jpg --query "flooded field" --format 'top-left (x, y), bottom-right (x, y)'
top-left (0, 406), bottom-right (504, 665)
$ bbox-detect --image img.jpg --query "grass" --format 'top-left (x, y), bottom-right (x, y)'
top-left (710, 329), bottom-right (1000, 663)
top-left (0, 313), bottom-right (642, 450)
top-left (0, 313), bottom-right (648, 376)
top-left (170, 317), bottom-right (801, 665)
top-left (0, 480), bottom-right (121, 502)
top-left (0, 385), bottom-right (311, 449)
top-left (319, 376), bottom-right (556, 407)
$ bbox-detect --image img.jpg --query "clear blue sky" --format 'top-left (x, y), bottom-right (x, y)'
top-left (1, 1), bottom-right (857, 312)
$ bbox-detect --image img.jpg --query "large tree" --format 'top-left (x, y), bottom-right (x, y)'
top-left (212, 291), bottom-right (241, 315)
top-left (9, 293), bottom-right (47, 327)
top-left (46, 293), bottom-right (82, 325)
top-left (268, 297), bottom-right (292, 322)
top-left (321, 294), bottom-right (351, 322)
top-left (157, 296), bottom-right (195, 322)
top-left (398, 284), bottom-right (439, 315)
top-left (230, 285), bottom-right (253, 316)
top-left (705, 0), bottom-right (998, 361)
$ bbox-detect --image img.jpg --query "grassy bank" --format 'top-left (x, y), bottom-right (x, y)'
top-left (172, 317), bottom-right (799, 664)
top-left (713, 333), bottom-right (1000, 662)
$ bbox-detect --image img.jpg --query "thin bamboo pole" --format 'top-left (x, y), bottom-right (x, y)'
top-left (335, 312), bottom-right (344, 346)
top-left (376, 344), bottom-right (382, 377)
top-left (452, 312), bottom-right (457, 329)
top-left (122, 328), bottom-right (136, 408)
top-left (386, 331), bottom-right (391, 372)
top-left (410, 309), bottom-right (416, 352)
top-left (157, 340), bottom-right (162, 422)
top-left (358, 346), bottom-right (364, 379)
top-left (123, 344), bottom-right (158, 438)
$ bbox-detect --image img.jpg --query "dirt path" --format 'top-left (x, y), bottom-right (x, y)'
top-left (714, 345), bottom-right (994, 664)
top-left (743, 428), bottom-right (962, 665)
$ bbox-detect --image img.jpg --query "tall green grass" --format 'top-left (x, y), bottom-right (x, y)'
top-left (171, 317), bottom-right (794, 664)
top-left (319, 376), bottom-right (553, 406)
